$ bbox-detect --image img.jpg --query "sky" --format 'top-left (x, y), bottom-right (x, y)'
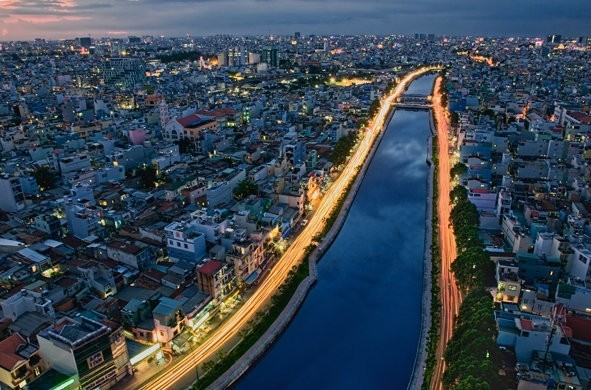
top-left (0, 0), bottom-right (590, 41)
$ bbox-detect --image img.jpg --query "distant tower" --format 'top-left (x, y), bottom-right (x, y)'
top-left (159, 99), bottom-right (171, 129)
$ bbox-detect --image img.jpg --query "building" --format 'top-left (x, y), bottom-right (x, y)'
top-left (496, 259), bottom-right (521, 303)
top-left (261, 47), bottom-right (279, 67)
top-left (567, 243), bottom-right (591, 282)
top-left (32, 214), bottom-right (63, 239)
top-left (164, 221), bottom-right (207, 262)
top-left (196, 259), bottom-right (235, 301)
top-left (226, 238), bottom-right (265, 286)
top-left (555, 279), bottom-right (591, 313)
top-left (283, 141), bottom-right (306, 167)
top-left (1, 288), bottom-right (55, 322)
top-left (78, 263), bottom-right (117, 299)
top-left (467, 188), bottom-right (497, 212)
top-left (106, 239), bottom-right (156, 270)
top-left (516, 252), bottom-right (561, 295)
top-left (163, 113), bottom-right (217, 143)
top-left (152, 297), bottom-right (184, 346)
top-left (496, 310), bottom-right (570, 364)
top-left (0, 333), bottom-right (46, 389)
top-left (101, 57), bottom-right (146, 89)
top-left (37, 316), bottom-right (131, 390)
top-left (64, 203), bottom-right (101, 239)
top-left (0, 174), bottom-right (25, 212)
top-left (79, 37), bottom-right (92, 48)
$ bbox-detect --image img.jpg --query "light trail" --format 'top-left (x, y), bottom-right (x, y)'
top-left (138, 67), bottom-right (440, 390)
top-left (429, 76), bottom-right (462, 390)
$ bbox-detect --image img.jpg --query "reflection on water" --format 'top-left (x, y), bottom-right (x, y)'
top-left (233, 78), bottom-right (435, 390)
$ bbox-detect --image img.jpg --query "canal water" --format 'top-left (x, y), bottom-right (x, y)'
top-left (232, 74), bottom-right (436, 390)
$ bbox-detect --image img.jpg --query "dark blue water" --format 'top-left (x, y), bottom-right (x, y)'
top-left (232, 75), bottom-right (435, 390)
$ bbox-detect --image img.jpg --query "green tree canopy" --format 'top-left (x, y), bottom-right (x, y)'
top-left (450, 162), bottom-right (468, 181)
top-left (330, 131), bottom-right (358, 167)
top-left (368, 98), bottom-right (381, 118)
top-left (443, 289), bottom-right (501, 389)
top-left (233, 179), bottom-right (258, 200)
top-left (32, 165), bottom-right (57, 191)
top-left (137, 165), bottom-right (157, 189)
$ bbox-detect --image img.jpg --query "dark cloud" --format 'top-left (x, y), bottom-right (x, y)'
top-left (0, 0), bottom-right (589, 40)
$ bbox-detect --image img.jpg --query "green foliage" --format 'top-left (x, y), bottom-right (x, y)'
top-left (451, 249), bottom-right (490, 292)
top-left (443, 289), bottom-right (501, 389)
top-left (32, 165), bottom-right (57, 191)
top-left (329, 131), bottom-right (358, 167)
top-left (422, 138), bottom-right (441, 390)
top-left (233, 179), bottom-right (258, 200)
top-left (455, 376), bottom-right (491, 390)
top-left (450, 162), bottom-right (467, 181)
top-left (450, 111), bottom-right (460, 126)
top-left (448, 184), bottom-right (497, 291)
top-left (157, 51), bottom-right (205, 64)
top-left (480, 108), bottom-right (496, 119)
top-left (443, 189), bottom-right (502, 388)
top-left (136, 165), bottom-right (157, 190)
top-left (368, 98), bottom-right (381, 118)
top-left (439, 71), bottom-right (449, 107)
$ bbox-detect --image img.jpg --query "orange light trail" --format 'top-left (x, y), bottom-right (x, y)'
top-left (429, 76), bottom-right (462, 390)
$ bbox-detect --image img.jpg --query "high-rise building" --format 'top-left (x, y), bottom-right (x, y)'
top-left (261, 47), bottom-right (279, 67)
top-left (101, 57), bottom-right (146, 89)
top-left (127, 36), bottom-right (141, 44)
top-left (227, 47), bottom-right (246, 66)
top-left (547, 34), bottom-right (562, 44)
top-left (217, 52), bottom-right (227, 67)
top-left (79, 37), bottom-right (92, 48)
top-left (37, 316), bottom-right (131, 390)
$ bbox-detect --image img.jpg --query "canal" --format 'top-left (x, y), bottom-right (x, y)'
top-left (232, 74), bottom-right (436, 390)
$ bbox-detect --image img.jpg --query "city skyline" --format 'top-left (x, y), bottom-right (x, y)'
top-left (0, 0), bottom-right (590, 41)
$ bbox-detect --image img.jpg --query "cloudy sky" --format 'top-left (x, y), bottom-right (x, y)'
top-left (0, 0), bottom-right (589, 41)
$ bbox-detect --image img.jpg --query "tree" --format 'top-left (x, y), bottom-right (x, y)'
top-left (450, 111), bottom-right (460, 126)
top-left (233, 179), bottom-right (258, 200)
top-left (443, 289), bottom-right (501, 389)
top-left (450, 162), bottom-right (467, 180)
top-left (450, 184), bottom-right (468, 205)
top-left (330, 131), bottom-right (358, 167)
top-left (32, 165), bottom-right (56, 191)
top-left (137, 165), bottom-right (157, 189)
top-left (368, 98), bottom-right (381, 119)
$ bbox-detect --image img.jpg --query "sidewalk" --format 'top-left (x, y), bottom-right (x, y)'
top-left (119, 351), bottom-right (174, 390)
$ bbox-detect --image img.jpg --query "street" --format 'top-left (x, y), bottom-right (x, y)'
top-left (429, 76), bottom-right (462, 390)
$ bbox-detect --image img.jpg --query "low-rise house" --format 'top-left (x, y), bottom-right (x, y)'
top-left (0, 333), bottom-right (46, 389)
top-left (496, 259), bottom-right (521, 303)
top-left (164, 221), bottom-right (207, 263)
top-left (496, 309), bottom-right (570, 364)
top-left (152, 297), bottom-right (184, 347)
top-left (106, 239), bottom-right (157, 270)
